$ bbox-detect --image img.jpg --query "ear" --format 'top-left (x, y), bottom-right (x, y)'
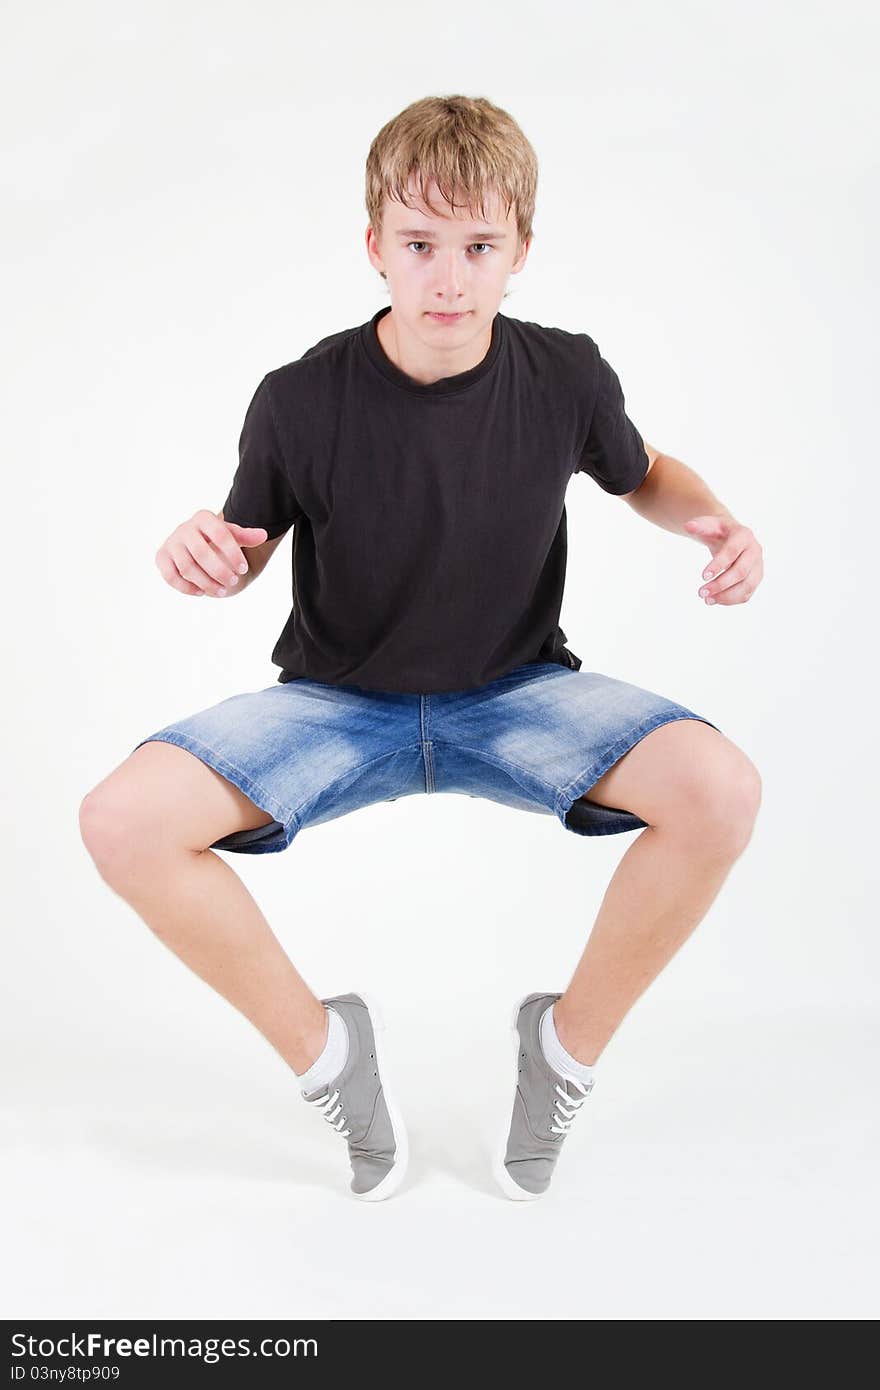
top-left (365, 222), bottom-right (386, 277)
top-left (510, 235), bottom-right (532, 275)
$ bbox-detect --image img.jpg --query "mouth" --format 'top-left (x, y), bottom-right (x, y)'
top-left (426, 311), bottom-right (471, 322)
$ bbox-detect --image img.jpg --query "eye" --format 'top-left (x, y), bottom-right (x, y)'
top-left (405, 242), bottom-right (494, 255)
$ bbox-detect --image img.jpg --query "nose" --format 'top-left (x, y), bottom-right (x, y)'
top-left (430, 247), bottom-right (468, 299)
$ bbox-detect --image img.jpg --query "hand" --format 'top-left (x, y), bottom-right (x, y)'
top-left (155, 510), bottom-right (269, 597)
top-left (683, 514), bottom-right (763, 607)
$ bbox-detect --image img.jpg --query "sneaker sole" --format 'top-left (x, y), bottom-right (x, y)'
top-left (349, 990), bottom-right (409, 1202)
top-left (491, 992), bottom-right (545, 1201)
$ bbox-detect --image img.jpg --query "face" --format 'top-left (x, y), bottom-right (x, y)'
top-left (365, 178), bottom-right (530, 347)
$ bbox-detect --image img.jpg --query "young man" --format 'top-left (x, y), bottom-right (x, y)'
top-left (79, 96), bottom-right (763, 1203)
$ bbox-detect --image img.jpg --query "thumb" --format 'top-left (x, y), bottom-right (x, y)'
top-left (225, 522), bottom-right (269, 545)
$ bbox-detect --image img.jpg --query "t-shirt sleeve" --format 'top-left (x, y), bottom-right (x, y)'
top-left (574, 348), bottom-right (650, 495)
top-left (220, 375), bottom-right (304, 539)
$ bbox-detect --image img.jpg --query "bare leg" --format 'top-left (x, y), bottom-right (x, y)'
top-left (79, 741), bottom-right (329, 1075)
top-left (553, 719), bottom-right (762, 1065)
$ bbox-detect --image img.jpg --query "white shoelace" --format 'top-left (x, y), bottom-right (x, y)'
top-left (550, 1074), bottom-right (594, 1135)
top-left (304, 1086), bottom-right (351, 1138)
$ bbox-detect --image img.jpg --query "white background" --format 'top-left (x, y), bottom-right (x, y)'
top-left (3, 0), bottom-right (878, 1320)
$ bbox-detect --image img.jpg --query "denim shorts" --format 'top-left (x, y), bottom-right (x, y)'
top-left (131, 662), bottom-right (721, 855)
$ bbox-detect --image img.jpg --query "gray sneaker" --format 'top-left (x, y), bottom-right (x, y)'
top-left (493, 992), bottom-right (595, 1200)
top-left (301, 991), bottom-right (408, 1201)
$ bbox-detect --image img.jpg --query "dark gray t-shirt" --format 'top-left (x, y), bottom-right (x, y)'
top-left (221, 305), bottom-right (649, 693)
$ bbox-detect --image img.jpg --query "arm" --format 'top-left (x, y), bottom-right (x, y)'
top-left (621, 447), bottom-right (763, 606)
top-left (619, 445), bottom-right (737, 535)
top-left (216, 509), bottom-right (288, 596)
top-left (579, 349), bottom-right (762, 603)
top-left (217, 375), bottom-right (303, 592)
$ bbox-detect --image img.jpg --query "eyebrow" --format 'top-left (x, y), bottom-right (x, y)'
top-left (395, 228), bottom-right (508, 240)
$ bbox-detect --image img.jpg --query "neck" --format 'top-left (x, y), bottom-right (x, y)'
top-left (377, 308), bottom-right (494, 385)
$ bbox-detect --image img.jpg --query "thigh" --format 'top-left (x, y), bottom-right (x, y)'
top-left (85, 739), bottom-right (278, 854)
top-left (432, 662), bottom-right (726, 838)
top-left (581, 715), bottom-right (750, 827)
top-left (123, 680), bottom-right (426, 855)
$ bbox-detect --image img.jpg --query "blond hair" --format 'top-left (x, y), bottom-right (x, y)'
top-left (365, 95), bottom-right (538, 269)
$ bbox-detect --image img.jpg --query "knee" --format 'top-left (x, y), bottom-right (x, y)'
top-left (674, 751), bottom-right (762, 856)
top-left (79, 784), bottom-right (152, 882)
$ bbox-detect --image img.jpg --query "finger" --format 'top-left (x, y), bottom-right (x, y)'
top-left (699, 558), bottom-right (748, 600)
top-left (167, 540), bottom-right (233, 596)
top-left (699, 541), bottom-right (761, 598)
top-left (198, 512), bottom-right (257, 577)
top-left (701, 538), bottom-right (748, 583)
top-left (155, 549), bottom-right (206, 596)
top-left (703, 573), bottom-right (757, 605)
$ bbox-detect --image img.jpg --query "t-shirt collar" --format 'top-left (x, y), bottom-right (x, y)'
top-left (361, 304), bottom-right (504, 396)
